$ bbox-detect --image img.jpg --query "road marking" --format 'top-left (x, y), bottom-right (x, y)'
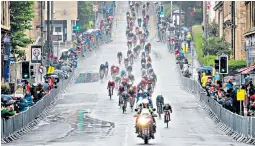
top-left (123, 126), bottom-right (129, 146)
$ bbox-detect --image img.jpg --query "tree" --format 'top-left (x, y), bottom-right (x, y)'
top-left (202, 37), bottom-right (232, 56)
top-left (78, 1), bottom-right (98, 31)
top-left (10, 1), bottom-right (35, 49)
top-left (207, 22), bottom-right (219, 37)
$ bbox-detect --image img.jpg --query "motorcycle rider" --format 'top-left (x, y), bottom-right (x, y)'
top-left (135, 99), bottom-right (156, 139)
top-left (107, 80), bottom-right (115, 95)
top-left (163, 103), bottom-right (173, 121)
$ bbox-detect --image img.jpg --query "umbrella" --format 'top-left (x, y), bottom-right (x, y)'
top-left (1, 95), bottom-right (13, 104)
top-left (182, 27), bottom-right (189, 32)
top-left (61, 65), bottom-right (71, 72)
top-left (108, 16), bottom-right (113, 19)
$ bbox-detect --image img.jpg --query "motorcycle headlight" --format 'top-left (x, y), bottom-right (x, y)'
top-left (138, 117), bottom-right (150, 126)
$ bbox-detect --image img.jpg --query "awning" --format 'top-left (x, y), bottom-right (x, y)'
top-left (237, 64), bottom-right (255, 73)
top-left (241, 64), bottom-right (255, 74)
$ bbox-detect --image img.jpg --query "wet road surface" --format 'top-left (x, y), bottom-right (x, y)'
top-left (6, 2), bottom-right (248, 146)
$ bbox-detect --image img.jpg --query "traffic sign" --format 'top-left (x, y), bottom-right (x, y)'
top-left (237, 89), bottom-right (245, 101)
top-left (31, 45), bottom-right (42, 63)
top-left (73, 24), bottom-right (81, 31)
top-left (93, 5), bottom-right (98, 12)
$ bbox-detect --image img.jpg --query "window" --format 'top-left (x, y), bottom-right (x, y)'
top-left (55, 27), bottom-right (62, 32)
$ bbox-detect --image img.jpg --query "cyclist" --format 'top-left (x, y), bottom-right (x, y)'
top-left (147, 56), bottom-right (152, 63)
top-left (107, 80), bottom-right (115, 96)
top-left (118, 85), bottom-right (125, 106)
top-left (105, 61), bottom-right (109, 70)
top-left (163, 103), bottom-right (173, 121)
top-left (138, 17), bottom-right (142, 27)
top-left (156, 95), bottom-right (164, 111)
top-left (117, 52), bottom-right (123, 62)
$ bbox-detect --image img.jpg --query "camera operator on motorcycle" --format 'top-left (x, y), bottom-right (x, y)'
top-left (107, 80), bottom-right (115, 96)
top-left (135, 99), bottom-right (156, 139)
top-left (163, 103), bottom-right (173, 121)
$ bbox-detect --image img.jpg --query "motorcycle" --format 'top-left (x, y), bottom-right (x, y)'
top-left (134, 109), bottom-right (157, 144)
top-left (164, 110), bottom-right (171, 128)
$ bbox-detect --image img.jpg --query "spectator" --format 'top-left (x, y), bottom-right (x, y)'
top-left (213, 72), bottom-right (220, 83)
top-left (201, 72), bottom-right (208, 88)
top-left (24, 91), bottom-right (34, 106)
top-left (18, 98), bottom-right (29, 112)
top-left (1, 104), bottom-right (15, 119)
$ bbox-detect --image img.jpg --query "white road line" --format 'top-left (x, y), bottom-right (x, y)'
top-left (123, 126), bottom-right (129, 146)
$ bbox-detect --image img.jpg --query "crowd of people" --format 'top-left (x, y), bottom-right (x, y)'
top-left (1, 80), bottom-right (48, 119)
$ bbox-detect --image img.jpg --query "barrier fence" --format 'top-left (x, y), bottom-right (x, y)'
top-left (1, 26), bottom-right (113, 141)
top-left (176, 65), bottom-right (255, 142)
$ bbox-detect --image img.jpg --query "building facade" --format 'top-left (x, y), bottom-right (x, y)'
top-left (214, 1), bottom-right (246, 60)
top-left (45, 1), bottom-right (78, 42)
top-left (244, 1), bottom-right (255, 65)
top-left (1, 1), bottom-right (11, 82)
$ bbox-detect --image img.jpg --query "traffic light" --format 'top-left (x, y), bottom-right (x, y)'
top-left (30, 65), bottom-right (35, 78)
top-left (219, 56), bottom-right (228, 74)
top-left (22, 61), bottom-right (30, 79)
top-left (160, 5), bottom-right (164, 14)
top-left (214, 59), bottom-right (219, 70)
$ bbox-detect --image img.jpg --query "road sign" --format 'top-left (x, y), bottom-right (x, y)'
top-left (31, 45), bottom-right (42, 63)
top-left (50, 35), bottom-right (62, 41)
top-left (73, 24), bottom-right (81, 31)
top-left (237, 89), bottom-right (245, 101)
top-left (93, 5), bottom-right (98, 12)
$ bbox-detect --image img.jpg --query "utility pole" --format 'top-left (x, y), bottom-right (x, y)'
top-left (203, 1), bottom-right (208, 39)
top-left (179, 1), bottom-right (181, 42)
top-left (170, 1), bottom-right (173, 19)
top-left (46, 1), bottom-right (50, 65)
top-left (50, 1), bottom-right (54, 64)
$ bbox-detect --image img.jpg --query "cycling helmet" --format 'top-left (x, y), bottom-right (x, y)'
top-left (129, 87), bottom-right (133, 91)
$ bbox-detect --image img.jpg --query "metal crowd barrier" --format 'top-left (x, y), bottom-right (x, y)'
top-left (176, 65), bottom-right (255, 141)
top-left (1, 28), bottom-right (113, 141)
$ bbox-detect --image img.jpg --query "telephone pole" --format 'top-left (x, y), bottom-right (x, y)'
top-left (46, 1), bottom-right (50, 65)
